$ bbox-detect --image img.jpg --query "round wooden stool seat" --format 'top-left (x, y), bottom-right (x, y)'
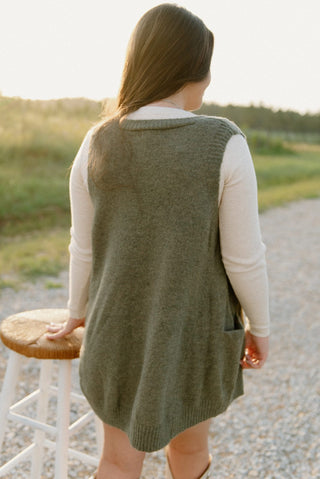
top-left (0, 309), bottom-right (84, 360)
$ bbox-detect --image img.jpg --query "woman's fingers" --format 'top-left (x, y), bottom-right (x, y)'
top-left (46, 322), bottom-right (66, 333)
top-left (240, 352), bottom-right (266, 369)
top-left (46, 324), bottom-right (71, 340)
top-left (241, 331), bottom-right (269, 369)
top-left (46, 318), bottom-right (85, 340)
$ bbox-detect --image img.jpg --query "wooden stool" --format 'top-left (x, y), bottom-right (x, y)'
top-left (0, 309), bottom-right (103, 479)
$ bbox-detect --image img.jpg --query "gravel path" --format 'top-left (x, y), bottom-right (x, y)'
top-left (0, 198), bottom-right (319, 479)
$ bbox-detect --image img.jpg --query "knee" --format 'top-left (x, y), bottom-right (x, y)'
top-left (101, 424), bottom-right (145, 471)
top-left (103, 451), bottom-right (145, 473)
top-left (168, 440), bottom-right (208, 456)
top-left (168, 420), bottom-right (211, 455)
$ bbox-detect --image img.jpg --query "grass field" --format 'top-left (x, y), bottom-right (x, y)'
top-left (255, 147), bottom-right (320, 210)
top-left (0, 97), bottom-right (319, 288)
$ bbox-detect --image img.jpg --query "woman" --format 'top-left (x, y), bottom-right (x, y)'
top-left (47, 4), bottom-right (269, 479)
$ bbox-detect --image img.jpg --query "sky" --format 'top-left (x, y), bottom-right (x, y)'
top-left (1, 0), bottom-right (320, 113)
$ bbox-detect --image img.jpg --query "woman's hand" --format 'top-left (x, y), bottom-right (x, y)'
top-left (46, 317), bottom-right (85, 340)
top-left (240, 330), bottom-right (269, 369)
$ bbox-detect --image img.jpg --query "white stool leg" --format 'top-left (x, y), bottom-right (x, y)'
top-left (54, 360), bottom-right (72, 479)
top-left (31, 359), bottom-right (53, 479)
top-left (94, 414), bottom-right (104, 457)
top-left (0, 350), bottom-right (23, 452)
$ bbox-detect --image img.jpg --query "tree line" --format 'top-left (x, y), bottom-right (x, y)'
top-left (1, 95), bottom-right (319, 135)
top-left (197, 103), bottom-right (320, 135)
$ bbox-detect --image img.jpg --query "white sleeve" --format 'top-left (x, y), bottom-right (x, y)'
top-left (67, 130), bottom-right (94, 319)
top-left (218, 134), bottom-right (270, 337)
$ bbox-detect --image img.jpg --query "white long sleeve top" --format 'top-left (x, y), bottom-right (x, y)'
top-left (67, 106), bottom-right (270, 337)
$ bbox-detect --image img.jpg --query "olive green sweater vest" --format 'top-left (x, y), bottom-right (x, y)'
top-left (79, 115), bottom-right (245, 452)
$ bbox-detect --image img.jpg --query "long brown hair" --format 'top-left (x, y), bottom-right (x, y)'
top-left (116, 3), bottom-right (214, 117)
top-left (89, 4), bottom-right (214, 183)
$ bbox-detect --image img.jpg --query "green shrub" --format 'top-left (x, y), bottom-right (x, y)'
top-left (247, 132), bottom-right (294, 155)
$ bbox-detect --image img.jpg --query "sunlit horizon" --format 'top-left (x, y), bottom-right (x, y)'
top-left (2, 92), bottom-right (317, 117)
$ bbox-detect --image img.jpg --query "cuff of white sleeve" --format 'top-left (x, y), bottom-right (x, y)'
top-left (67, 301), bottom-right (87, 320)
top-left (247, 325), bottom-right (270, 337)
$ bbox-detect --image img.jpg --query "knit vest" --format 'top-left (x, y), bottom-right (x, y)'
top-left (79, 115), bottom-right (246, 452)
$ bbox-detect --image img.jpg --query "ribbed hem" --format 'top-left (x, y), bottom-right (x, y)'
top-left (128, 393), bottom-right (244, 452)
top-left (82, 387), bottom-right (244, 453)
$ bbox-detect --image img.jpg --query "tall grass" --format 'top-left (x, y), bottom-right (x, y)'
top-left (0, 96), bottom-right (102, 236)
top-left (0, 96), bottom-right (319, 286)
top-left (254, 149), bottom-right (320, 210)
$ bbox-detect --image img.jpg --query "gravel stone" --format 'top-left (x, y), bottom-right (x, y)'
top-left (0, 198), bottom-right (319, 478)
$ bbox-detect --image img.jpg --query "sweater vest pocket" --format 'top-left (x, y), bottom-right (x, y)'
top-left (218, 316), bottom-right (245, 403)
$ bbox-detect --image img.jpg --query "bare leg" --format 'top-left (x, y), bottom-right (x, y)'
top-left (96, 423), bottom-right (146, 479)
top-left (167, 419), bottom-right (212, 479)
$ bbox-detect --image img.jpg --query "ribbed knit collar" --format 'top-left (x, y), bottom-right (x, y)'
top-left (120, 116), bottom-right (198, 131)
